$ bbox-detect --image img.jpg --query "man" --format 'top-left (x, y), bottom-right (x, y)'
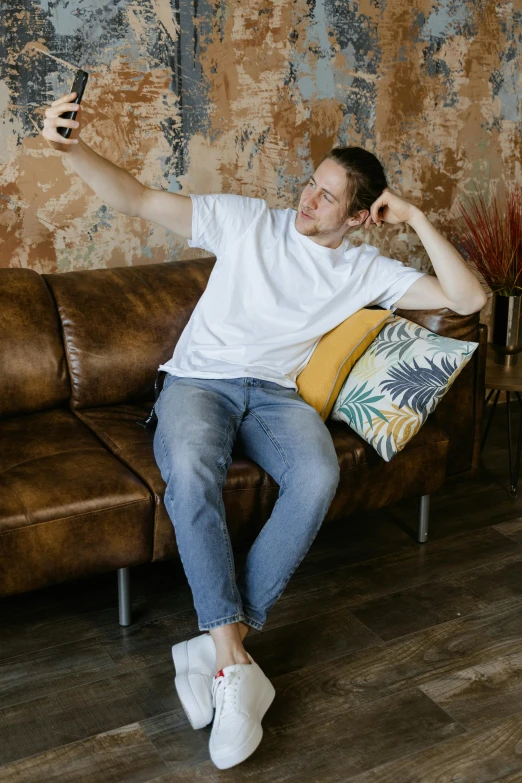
top-left (42, 92), bottom-right (487, 769)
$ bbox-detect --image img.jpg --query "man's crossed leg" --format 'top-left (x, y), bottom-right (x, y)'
top-left (155, 375), bottom-right (340, 769)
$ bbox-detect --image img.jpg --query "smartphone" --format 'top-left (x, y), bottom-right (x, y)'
top-left (57, 69), bottom-right (89, 138)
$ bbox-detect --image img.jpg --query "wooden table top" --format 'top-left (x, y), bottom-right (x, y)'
top-left (486, 344), bottom-right (522, 391)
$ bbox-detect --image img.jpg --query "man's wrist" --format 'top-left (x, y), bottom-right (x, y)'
top-left (406, 206), bottom-right (426, 230)
top-left (62, 138), bottom-right (86, 163)
top-left (68, 137), bottom-right (83, 155)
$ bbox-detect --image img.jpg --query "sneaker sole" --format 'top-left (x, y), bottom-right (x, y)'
top-left (210, 679), bottom-right (276, 769)
top-left (172, 641), bottom-right (213, 730)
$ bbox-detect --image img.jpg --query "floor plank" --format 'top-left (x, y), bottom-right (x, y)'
top-left (341, 710), bottom-right (522, 783)
top-left (351, 549), bottom-right (522, 641)
top-left (493, 518), bottom-right (522, 544)
top-left (420, 651), bottom-right (522, 732)
top-left (243, 607), bottom-right (382, 679)
top-left (0, 723), bottom-right (169, 783)
top-left (0, 661), bottom-right (178, 766)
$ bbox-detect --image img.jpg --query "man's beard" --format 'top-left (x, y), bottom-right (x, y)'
top-left (294, 213), bottom-right (345, 237)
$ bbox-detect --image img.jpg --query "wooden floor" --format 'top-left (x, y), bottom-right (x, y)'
top-left (2, 401), bottom-right (522, 782)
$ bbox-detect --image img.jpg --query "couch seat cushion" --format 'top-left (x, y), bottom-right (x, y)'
top-left (73, 403), bottom-right (267, 561)
top-left (74, 402), bottom-right (449, 562)
top-left (0, 407), bottom-right (153, 597)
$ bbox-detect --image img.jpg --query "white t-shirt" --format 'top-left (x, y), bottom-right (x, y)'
top-left (158, 194), bottom-right (426, 390)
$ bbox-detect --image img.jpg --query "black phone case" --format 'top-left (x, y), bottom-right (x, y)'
top-left (57, 70), bottom-right (89, 138)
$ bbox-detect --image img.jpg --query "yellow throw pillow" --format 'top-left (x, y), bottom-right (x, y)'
top-left (296, 308), bottom-right (392, 421)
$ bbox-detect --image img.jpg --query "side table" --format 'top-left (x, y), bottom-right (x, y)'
top-left (481, 344), bottom-right (522, 498)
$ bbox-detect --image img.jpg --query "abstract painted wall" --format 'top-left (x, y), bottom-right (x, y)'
top-left (1, 0), bottom-right (520, 330)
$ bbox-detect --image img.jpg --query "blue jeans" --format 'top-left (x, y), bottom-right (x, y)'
top-left (153, 374), bottom-right (341, 631)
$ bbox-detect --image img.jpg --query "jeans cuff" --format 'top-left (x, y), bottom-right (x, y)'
top-left (198, 611), bottom-right (264, 632)
top-left (242, 607), bottom-right (265, 631)
top-left (198, 612), bottom-right (249, 631)
top-left (243, 614), bottom-right (264, 631)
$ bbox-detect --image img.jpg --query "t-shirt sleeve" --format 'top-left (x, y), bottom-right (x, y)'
top-left (187, 193), bottom-right (266, 257)
top-left (364, 249), bottom-right (427, 312)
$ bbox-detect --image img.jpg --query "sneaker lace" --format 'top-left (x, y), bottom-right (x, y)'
top-left (212, 668), bottom-right (242, 719)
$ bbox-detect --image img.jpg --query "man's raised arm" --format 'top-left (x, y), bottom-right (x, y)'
top-left (41, 91), bottom-right (192, 239)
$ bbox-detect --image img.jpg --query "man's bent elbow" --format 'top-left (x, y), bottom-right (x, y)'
top-left (453, 293), bottom-right (488, 316)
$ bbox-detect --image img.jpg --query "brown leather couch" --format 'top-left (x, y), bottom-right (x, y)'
top-left (0, 259), bottom-right (487, 625)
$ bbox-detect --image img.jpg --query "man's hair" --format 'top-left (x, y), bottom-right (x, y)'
top-left (323, 147), bottom-right (388, 222)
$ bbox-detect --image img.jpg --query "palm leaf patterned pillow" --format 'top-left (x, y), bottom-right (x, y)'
top-left (330, 315), bottom-right (479, 462)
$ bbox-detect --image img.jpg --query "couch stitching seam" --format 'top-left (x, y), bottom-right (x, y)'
top-left (0, 447), bottom-right (105, 476)
top-left (0, 498), bottom-right (150, 536)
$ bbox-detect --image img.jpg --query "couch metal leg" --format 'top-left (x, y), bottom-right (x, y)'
top-left (417, 495), bottom-right (430, 543)
top-left (118, 567), bottom-right (132, 626)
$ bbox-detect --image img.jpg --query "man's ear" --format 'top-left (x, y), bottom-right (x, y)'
top-left (358, 209), bottom-right (370, 227)
top-left (343, 209), bottom-right (370, 232)
top-left (352, 209), bottom-right (371, 229)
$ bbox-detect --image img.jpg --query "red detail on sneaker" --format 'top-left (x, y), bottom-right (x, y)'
top-left (215, 669), bottom-right (224, 679)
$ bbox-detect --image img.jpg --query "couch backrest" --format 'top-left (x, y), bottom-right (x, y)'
top-left (42, 259), bottom-right (214, 409)
top-left (0, 268), bottom-right (70, 418)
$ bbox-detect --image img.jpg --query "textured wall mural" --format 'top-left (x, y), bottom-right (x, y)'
top-left (0, 0), bottom-right (520, 331)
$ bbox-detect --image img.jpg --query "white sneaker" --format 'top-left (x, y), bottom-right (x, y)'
top-left (209, 652), bottom-right (276, 769)
top-left (171, 633), bottom-right (216, 730)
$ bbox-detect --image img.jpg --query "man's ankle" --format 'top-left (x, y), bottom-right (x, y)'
top-left (210, 622), bottom-right (251, 670)
top-left (238, 621), bottom-right (249, 642)
top-left (216, 650), bottom-right (251, 670)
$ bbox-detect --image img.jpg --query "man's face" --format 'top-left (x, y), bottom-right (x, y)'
top-left (295, 159), bottom-right (356, 242)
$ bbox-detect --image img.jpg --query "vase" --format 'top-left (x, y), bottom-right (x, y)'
top-left (491, 293), bottom-right (522, 366)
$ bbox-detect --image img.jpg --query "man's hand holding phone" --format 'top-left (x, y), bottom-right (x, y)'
top-left (37, 68), bottom-right (188, 228)
top-left (42, 70), bottom-right (88, 152)
top-left (42, 91), bottom-right (83, 153)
